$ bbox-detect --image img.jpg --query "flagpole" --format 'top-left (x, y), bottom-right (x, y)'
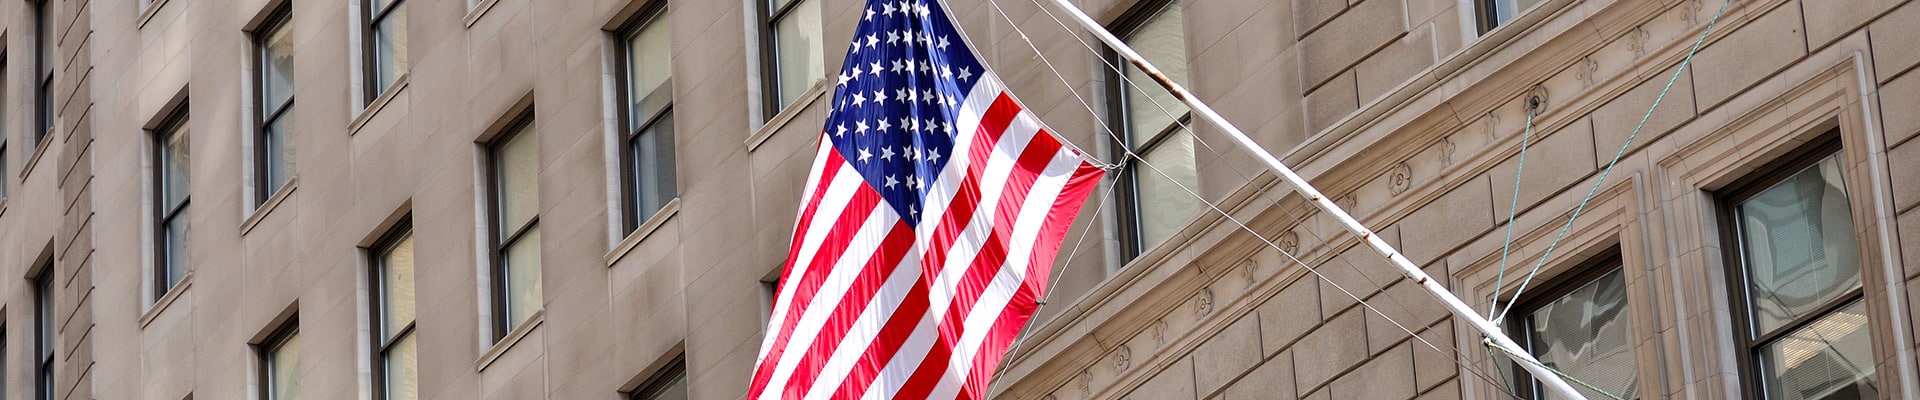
top-left (1037, 1), bottom-right (1587, 398)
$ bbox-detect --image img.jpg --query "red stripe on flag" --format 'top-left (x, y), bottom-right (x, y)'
top-left (958, 160), bottom-right (1105, 399)
top-left (778, 220), bottom-right (917, 399)
top-left (891, 131), bottom-right (1064, 400)
top-left (822, 93), bottom-right (1026, 399)
top-left (748, 165), bottom-right (882, 398)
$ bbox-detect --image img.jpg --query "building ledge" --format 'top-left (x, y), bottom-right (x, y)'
top-left (241, 177), bottom-right (299, 236)
top-left (476, 310), bottom-right (545, 371)
top-left (350, 73), bottom-right (412, 136)
top-left (607, 198), bottom-right (680, 266)
top-left (747, 79), bottom-right (830, 152)
top-left (139, 273), bottom-right (194, 329)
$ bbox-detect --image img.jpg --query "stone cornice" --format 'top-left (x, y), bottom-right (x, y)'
top-left (993, 0), bottom-right (1789, 397)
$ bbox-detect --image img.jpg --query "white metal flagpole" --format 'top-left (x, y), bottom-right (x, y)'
top-left (1038, 1), bottom-right (1587, 398)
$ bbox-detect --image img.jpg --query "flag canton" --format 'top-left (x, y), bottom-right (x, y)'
top-left (826, 0), bottom-right (984, 224)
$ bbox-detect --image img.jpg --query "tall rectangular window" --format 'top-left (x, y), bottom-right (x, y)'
top-left (1106, 0), bottom-right (1197, 259)
top-left (254, 7), bottom-right (294, 203)
top-left (258, 320), bottom-right (300, 400)
top-left (32, 0), bottom-right (51, 147)
top-left (759, 0), bottom-right (822, 115)
top-left (619, 4), bottom-right (677, 232)
top-left (1507, 255), bottom-right (1636, 400)
top-left (2, 57), bottom-right (9, 202)
top-left (625, 359), bottom-right (687, 400)
top-left (370, 223), bottom-right (417, 400)
top-left (489, 118), bottom-right (541, 338)
top-left (1722, 142), bottom-right (1877, 399)
top-left (1479, 0), bottom-right (1544, 32)
top-left (33, 269), bottom-right (52, 400)
top-left (153, 110), bottom-right (190, 297)
top-left (363, 0), bottom-right (407, 103)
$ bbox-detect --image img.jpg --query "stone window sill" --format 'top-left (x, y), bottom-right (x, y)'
top-left (136, 0), bottom-right (175, 29)
top-left (139, 273), bottom-right (194, 329)
top-left (747, 79), bottom-right (830, 152)
top-left (241, 177), bottom-right (299, 236)
top-left (606, 198), bottom-right (680, 266)
top-left (20, 139), bottom-right (50, 181)
top-left (476, 310), bottom-right (545, 371)
top-left (464, 0), bottom-right (503, 28)
top-left (349, 73), bottom-right (412, 136)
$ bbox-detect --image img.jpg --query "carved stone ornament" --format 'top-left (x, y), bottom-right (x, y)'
top-left (1576, 56), bottom-right (1599, 86)
top-left (1112, 346), bottom-right (1132, 371)
top-left (1629, 25), bottom-right (1650, 57)
top-left (1241, 258), bottom-right (1257, 286)
top-left (1194, 288), bottom-right (1215, 316)
top-left (1680, 0), bottom-right (1703, 25)
top-left (1278, 231), bottom-right (1300, 255)
top-left (1389, 162), bottom-right (1413, 196)
top-left (1152, 319), bottom-right (1169, 344)
top-left (1440, 137), bottom-right (1457, 167)
top-left (1078, 372), bottom-right (1092, 396)
top-left (1484, 112), bottom-right (1501, 141)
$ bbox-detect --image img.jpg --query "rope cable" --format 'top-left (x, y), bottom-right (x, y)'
top-left (1487, 102), bottom-right (1540, 317)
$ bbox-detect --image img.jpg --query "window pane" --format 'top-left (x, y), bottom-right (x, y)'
top-left (1123, 2), bottom-right (1188, 146)
top-left (1761, 300), bottom-right (1877, 400)
top-left (1490, 0), bottom-right (1547, 27)
top-left (1525, 269), bottom-right (1635, 400)
top-left (37, 5), bottom-right (51, 79)
top-left (262, 20), bottom-right (295, 115)
top-left (269, 334), bottom-right (300, 400)
top-left (380, 235), bottom-right (416, 341)
top-left (162, 126), bottom-right (192, 209)
top-left (771, 0), bottom-right (823, 110)
top-left (1737, 154), bottom-right (1859, 334)
top-left (638, 372), bottom-right (687, 400)
top-left (164, 214), bottom-right (188, 287)
top-left (504, 227), bottom-right (543, 328)
top-left (262, 117), bottom-right (290, 195)
top-left (382, 334), bottom-right (419, 400)
top-left (1134, 130), bottom-right (1199, 247)
top-left (373, 5), bottom-right (408, 93)
top-left (626, 16), bottom-right (672, 124)
top-left (631, 113), bottom-right (676, 219)
top-left (2, 145), bottom-right (9, 200)
top-left (497, 128), bottom-right (538, 238)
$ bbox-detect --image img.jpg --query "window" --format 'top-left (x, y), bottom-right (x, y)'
top-left (153, 110), bottom-right (190, 297)
top-left (618, 4), bottom-right (677, 232)
top-left (1479, 0), bottom-right (1544, 32)
top-left (1, 57), bottom-right (9, 202)
top-left (32, 0), bottom-right (51, 147)
top-left (488, 117), bottom-right (541, 338)
top-left (258, 320), bottom-right (300, 400)
top-left (1722, 143), bottom-right (1877, 399)
top-left (370, 222), bottom-right (417, 400)
top-left (1507, 255), bottom-right (1636, 400)
top-left (363, 0), bottom-right (407, 102)
top-left (626, 359), bottom-right (687, 400)
top-left (758, 0), bottom-right (822, 115)
top-left (254, 7), bottom-right (294, 203)
top-left (1106, 0), bottom-right (1197, 259)
top-left (33, 269), bottom-right (52, 400)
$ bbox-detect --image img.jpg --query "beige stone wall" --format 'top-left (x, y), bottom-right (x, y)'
top-left (0, 0), bottom-right (1912, 399)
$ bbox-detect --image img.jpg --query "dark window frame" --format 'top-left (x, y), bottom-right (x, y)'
top-left (1714, 134), bottom-right (1869, 399)
top-left (1477, 0), bottom-right (1542, 33)
top-left (367, 219), bottom-right (413, 400)
top-left (625, 357), bottom-right (686, 400)
top-left (151, 108), bottom-right (191, 299)
top-left (756, 0), bottom-right (814, 118)
top-left (32, 267), bottom-right (51, 400)
top-left (361, 0), bottom-right (406, 104)
top-left (616, 2), bottom-right (676, 233)
top-left (32, 0), bottom-right (51, 148)
top-left (486, 114), bottom-right (538, 341)
top-left (1101, 0), bottom-right (1187, 259)
top-left (252, 5), bottom-right (294, 204)
top-left (256, 317), bottom-right (299, 400)
top-left (1502, 250), bottom-right (1630, 400)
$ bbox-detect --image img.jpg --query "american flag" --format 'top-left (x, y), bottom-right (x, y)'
top-left (748, 1), bottom-right (1104, 399)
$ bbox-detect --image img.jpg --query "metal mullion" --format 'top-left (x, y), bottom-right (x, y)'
top-left (263, 98), bottom-right (295, 124)
top-left (1750, 291), bottom-right (1867, 347)
top-left (1131, 114), bottom-right (1191, 155)
top-left (768, 0), bottom-right (804, 25)
top-left (377, 321), bottom-right (415, 352)
top-left (370, 0), bottom-right (403, 25)
top-left (629, 104), bottom-right (673, 141)
top-left (499, 218), bottom-right (540, 249)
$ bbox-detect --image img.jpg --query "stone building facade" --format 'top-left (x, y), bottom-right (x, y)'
top-left (0, 0), bottom-right (1914, 399)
